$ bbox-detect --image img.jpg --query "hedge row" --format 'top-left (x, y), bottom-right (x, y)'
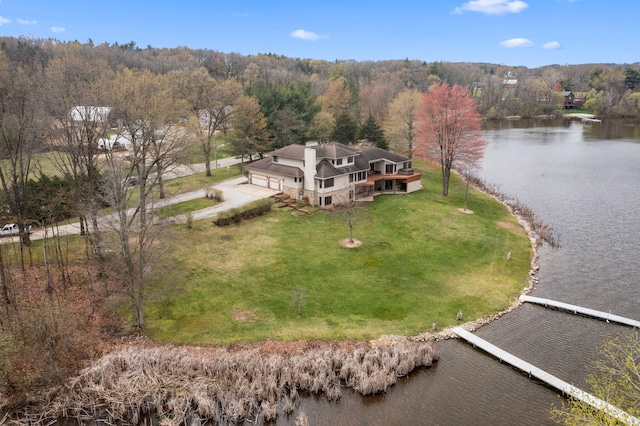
top-left (213, 199), bottom-right (274, 226)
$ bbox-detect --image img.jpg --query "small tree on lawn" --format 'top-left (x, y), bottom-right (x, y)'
top-left (333, 192), bottom-right (367, 246)
top-left (414, 83), bottom-right (486, 196)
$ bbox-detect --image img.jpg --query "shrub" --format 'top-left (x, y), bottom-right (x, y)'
top-left (205, 188), bottom-right (224, 202)
top-left (213, 199), bottom-right (273, 226)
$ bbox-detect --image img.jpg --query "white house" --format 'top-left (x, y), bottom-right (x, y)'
top-left (69, 106), bottom-right (112, 123)
top-left (247, 142), bottom-right (422, 207)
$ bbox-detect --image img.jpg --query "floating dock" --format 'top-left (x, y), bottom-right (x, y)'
top-left (519, 295), bottom-right (640, 328)
top-left (452, 327), bottom-right (640, 425)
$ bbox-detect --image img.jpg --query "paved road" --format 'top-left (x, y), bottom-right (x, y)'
top-left (2, 157), bottom-right (277, 243)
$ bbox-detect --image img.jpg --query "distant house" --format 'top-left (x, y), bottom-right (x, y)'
top-left (563, 91), bottom-right (576, 109)
top-left (246, 142), bottom-right (422, 207)
top-left (69, 106), bottom-right (112, 123)
top-left (97, 133), bottom-right (133, 151)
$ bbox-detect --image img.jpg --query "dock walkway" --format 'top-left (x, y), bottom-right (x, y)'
top-left (452, 327), bottom-right (639, 425)
top-left (519, 295), bottom-right (640, 328)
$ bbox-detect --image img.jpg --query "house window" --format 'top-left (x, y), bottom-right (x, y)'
top-left (386, 164), bottom-right (395, 174)
top-left (349, 190), bottom-right (353, 201)
top-left (324, 196), bottom-right (332, 206)
top-left (349, 173), bottom-right (354, 182)
top-left (336, 158), bottom-right (343, 166)
top-left (347, 156), bottom-right (354, 163)
top-left (325, 178), bottom-right (334, 188)
top-left (273, 156), bottom-right (278, 163)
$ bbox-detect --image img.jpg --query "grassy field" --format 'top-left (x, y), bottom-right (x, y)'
top-left (141, 161), bottom-right (532, 346)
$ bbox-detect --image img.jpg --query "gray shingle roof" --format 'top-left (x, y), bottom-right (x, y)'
top-left (247, 157), bottom-right (303, 177)
top-left (269, 144), bottom-right (307, 159)
top-left (358, 146), bottom-right (409, 164)
top-left (270, 142), bottom-right (359, 160)
top-left (312, 142), bottom-right (358, 159)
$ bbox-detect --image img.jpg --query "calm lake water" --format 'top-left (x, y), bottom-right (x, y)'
top-left (285, 118), bottom-right (640, 425)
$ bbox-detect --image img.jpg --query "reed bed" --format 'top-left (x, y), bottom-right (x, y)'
top-left (13, 340), bottom-right (437, 425)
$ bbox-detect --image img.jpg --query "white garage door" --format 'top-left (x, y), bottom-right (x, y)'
top-left (268, 177), bottom-right (281, 190)
top-left (251, 174), bottom-right (269, 188)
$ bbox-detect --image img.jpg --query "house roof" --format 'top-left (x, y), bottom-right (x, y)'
top-left (270, 144), bottom-right (307, 159)
top-left (316, 159), bottom-right (342, 179)
top-left (249, 143), bottom-right (411, 180)
top-left (359, 146), bottom-right (409, 164)
top-left (312, 142), bottom-right (358, 159)
top-left (270, 142), bottom-right (359, 160)
top-left (247, 157), bottom-right (304, 178)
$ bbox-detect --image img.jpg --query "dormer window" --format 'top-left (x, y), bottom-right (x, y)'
top-left (336, 158), bottom-right (343, 166)
top-left (347, 156), bottom-right (354, 163)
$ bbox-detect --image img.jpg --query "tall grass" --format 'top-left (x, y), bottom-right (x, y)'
top-left (30, 340), bottom-right (437, 425)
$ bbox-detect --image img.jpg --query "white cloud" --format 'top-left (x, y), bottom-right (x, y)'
top-left (500, 38), bottom-right (534, 48)
top-left (51, 26), bottom-right (66, 33)
top-left (454, 0), bottom-right (529, 15)
top-left (543, 41), bottom-right (560, 49)
top-left (291, 29), bottom-right (322, 41)
top-left (0, 16), bottom-right (11, 25)
top-left (18, 19), bottom-right (37, 25)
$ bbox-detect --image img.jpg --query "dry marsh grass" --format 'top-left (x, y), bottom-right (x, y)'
top-left (25, 340), bottom-right (438, 425)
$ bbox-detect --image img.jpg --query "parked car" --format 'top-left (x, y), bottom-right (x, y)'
top-left (0, 223), bottom-right (32, 237)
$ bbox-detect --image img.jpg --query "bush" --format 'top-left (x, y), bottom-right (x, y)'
top-left (205, 188), bottom-right (224, 202)
top-left (213, 199), bottom-right (273, 226)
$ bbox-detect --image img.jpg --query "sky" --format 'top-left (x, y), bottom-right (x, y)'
top-left (0, 0), bottom-right (638, 68)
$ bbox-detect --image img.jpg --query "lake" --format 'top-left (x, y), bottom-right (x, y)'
top-left (288, 118), bottom-right (640, 425)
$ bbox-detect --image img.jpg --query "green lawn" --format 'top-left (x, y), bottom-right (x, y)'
top-left (141, 161), bottom-right (532, 346)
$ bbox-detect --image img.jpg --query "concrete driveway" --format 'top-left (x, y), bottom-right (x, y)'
top-left (4, 174), bottom-right (280, 243)
top-left (167, 176), bottom-right (280, 223)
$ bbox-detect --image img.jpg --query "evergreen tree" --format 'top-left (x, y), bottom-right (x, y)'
top-left (358, 115), bottom-right (388, 149)
top-left (331, 112), bottom-right (358, 145)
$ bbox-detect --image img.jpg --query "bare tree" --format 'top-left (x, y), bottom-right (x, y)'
top-left (230, 95), bottom-right (269, 165)
top-left (0, 52), bottom-right (45, 251)
top-left (170, 68), bottom-right (242, 175)
top-left (332, 193), bottom-right (368, 246)
top-left (103, 68), bottom-right (186, 329)
top-left (384, 89), bottom-right (421, 158)
top-left (44, 53), bottom-right (115, 268)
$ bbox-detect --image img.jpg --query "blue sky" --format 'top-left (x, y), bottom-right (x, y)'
top-left (0, 0), bottom-right (638, 68)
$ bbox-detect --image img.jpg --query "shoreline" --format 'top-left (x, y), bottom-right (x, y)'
top-left (399, 173), bottom-right (541, 343)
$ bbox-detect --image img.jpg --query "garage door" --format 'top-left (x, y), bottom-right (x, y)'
top-left (268, 177), bottom-right (281, 190)
top-left (251, 174), bottom-right (269, 188)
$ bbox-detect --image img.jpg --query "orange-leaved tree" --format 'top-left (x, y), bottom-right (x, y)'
top-left (414, 83), bottom-right (486, 196)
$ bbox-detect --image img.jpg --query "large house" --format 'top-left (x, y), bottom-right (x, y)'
top-left (246, 142), bottom-right (422, 207)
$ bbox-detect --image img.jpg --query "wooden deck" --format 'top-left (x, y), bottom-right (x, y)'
top-left (519, 295), bottom-right (640, 328)
top-left (453, 327), bottom-right (640, 425)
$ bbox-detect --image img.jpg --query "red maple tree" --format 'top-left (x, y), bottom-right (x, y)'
top-left (414, 83), bottom-right (486, 196)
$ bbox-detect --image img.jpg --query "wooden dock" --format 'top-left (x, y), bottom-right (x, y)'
top-left (519, 295), bottom-right (640, 328)
top-left (452, 327), bottom-right (640, 425)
